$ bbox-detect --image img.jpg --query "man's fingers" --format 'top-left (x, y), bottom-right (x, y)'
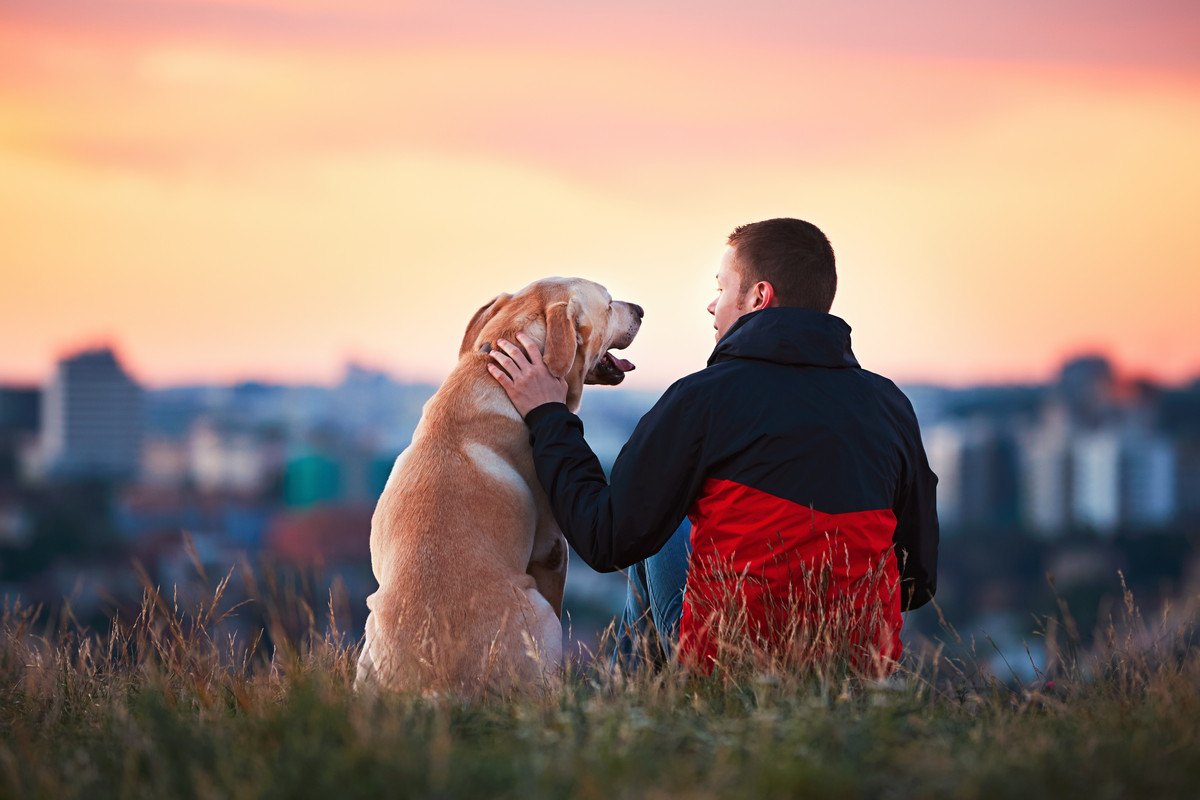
top-left (487, 363), bottom-right (514, 385)
top-left (515, 332), bottom-right (544, 366)
top-left (489, 347), bottom-right (522, 375)
top-left (495, 339), bottom-right (531, 371)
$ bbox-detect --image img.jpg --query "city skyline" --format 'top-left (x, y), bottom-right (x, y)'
top-left (5, 344), bottom-right (1198, 542)
top-left (3, 339), bottom-right (1200, 393)
top-left (2, 1), bottom-right (1199, 387)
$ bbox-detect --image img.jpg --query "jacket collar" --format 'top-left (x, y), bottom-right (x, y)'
top-left (707, 307), bottom-right (860, 369)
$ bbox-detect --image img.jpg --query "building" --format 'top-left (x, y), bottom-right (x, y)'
top-left (283, 440), bottom-right (393, 508)
top-left (0, 386), bottom-right (40, 487)
top-left (1069, 424), bottom-right (1176, 536)
top-left (39, 347), bottom-right (144, 479)
top-left (140, 436), bottom-right (191, 488)
top-left (0, 387), bottom-right (39, 434)
top-left (924, 423), bottom-right (964, 528)
top-left (187, 417), bottom-right (285, 495)
top-left (1058, 355), bottom-right (1116, 428)
top-left (1072, 429), bottom-right (1121, 534)
top-left (1018, 410), bottom-right (1074, 537)
top-left (1119, 429), bottom-right (1176, 528)
top-left (926, 419), bottom-right (1020, 532)
top-left (1175, 440), bottom-right (1200, 526)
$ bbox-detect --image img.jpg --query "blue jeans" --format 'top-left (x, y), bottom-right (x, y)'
top-left (614, 518), bottom-right (692, 669)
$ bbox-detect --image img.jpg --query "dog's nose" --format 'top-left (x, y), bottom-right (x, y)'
top-left (628, 303), bottom-right (644, 320)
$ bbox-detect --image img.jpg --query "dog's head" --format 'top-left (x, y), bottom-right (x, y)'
top-left (460, 277), bottom-right (643, 406)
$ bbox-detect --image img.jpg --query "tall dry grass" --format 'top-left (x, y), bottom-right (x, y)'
top-left (1, 544), bottom-right (1198, 799)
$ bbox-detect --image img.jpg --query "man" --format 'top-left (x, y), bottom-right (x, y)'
top-left (487, 218), bottom-right (938, 674)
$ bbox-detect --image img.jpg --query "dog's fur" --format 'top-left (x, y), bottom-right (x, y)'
top-left (355, 277), bottom-right (642, 697)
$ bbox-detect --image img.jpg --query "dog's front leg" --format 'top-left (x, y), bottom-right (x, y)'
top-left (527, 530), bottom-right (568, 618)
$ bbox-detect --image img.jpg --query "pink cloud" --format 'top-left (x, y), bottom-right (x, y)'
top-left (3, 1), bottom-right (1199, 69)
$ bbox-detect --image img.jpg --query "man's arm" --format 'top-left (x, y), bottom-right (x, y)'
top-left (891, 396), bottom-right (940, 611)
top-left (523, 385), bottom-right (707, 572)
top-left (486, 333), bottom-right (706, 572)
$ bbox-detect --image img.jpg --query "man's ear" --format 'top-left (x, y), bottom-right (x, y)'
top-left (459, 293), bottom-right (512, 356)
top-left (543, 300), bottom-right (579, 379)
top-left (749, 280), bottom-right (776, 311)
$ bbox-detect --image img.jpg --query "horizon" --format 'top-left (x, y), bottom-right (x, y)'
top-left (3, 338), bottom-right (1196, 395)
top-left (3, 1), bottom-right (1199, 389)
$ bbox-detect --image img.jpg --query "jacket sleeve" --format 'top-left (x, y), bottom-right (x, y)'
top-left (523, 381), bottom-right (707, 572)
top-left (891, 394), bottom-right (940, 611)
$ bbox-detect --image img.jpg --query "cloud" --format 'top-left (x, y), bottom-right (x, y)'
top-left (4, 1), bottom-right (1200, 68)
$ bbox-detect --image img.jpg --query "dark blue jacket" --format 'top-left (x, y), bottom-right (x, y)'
top-left (525, 307), bottom-right (939, 612)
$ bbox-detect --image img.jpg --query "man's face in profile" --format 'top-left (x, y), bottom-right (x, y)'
top-left (707, 245), bottom-right (750, 343)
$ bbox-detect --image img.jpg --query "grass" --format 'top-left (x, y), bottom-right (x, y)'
top-left (1, 555), bottom-right (1198, 800)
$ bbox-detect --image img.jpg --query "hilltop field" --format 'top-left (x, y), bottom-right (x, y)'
top-left (1, 566), bottom-right (1197, 800)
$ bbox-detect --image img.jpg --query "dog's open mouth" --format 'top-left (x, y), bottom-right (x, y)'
top-left (586, 351), bottom-right (636, 385)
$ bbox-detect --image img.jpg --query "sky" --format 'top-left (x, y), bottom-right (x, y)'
top-left (2, 0), bottom-right (1199, 391)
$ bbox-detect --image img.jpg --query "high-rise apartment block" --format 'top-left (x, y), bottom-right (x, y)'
top-left (926, 419), bottom-right (1020, 533)
top-left (1019, 409), bottom-right (1074, 536)
top-left (40, 347), bottom-right (144, 478)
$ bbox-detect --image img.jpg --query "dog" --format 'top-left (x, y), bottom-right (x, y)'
top-left (355, 277), bottom-right (642, 696)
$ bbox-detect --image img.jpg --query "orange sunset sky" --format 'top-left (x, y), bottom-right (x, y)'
top-left (2, 0), bottom-right (1199, 391)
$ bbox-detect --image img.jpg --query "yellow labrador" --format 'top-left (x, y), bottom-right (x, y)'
top-left (355, 277), bottom-right (642, 696)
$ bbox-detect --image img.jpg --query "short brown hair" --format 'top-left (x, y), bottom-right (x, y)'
top-left (727, 218), bottom-right (837, 312)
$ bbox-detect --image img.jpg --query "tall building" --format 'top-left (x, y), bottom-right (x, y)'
top-left (1175, 442), bottom-right (1200, 526)
top-left (1058, 355), bottom-right (1116, 428)
top-left (1019, 409), bottom-right (1074, 537)
top-left (1072, 429), bottom-right (1121, 534)
top-left (1120, 429), bottom-right (1176, 528)
top-left (0, 386), bottom-right (40, 486)
top-left (1070, 424), bottom-right (1177, 535)
top-left (40, 347), bottom-right (144, 479)
top-left (924, 424), bottom-right (964, 529)
top-left (926, 420), bottom-right (1020, 532)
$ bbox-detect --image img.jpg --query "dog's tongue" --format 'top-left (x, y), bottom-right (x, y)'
top-left (604, 352), bottom-right (635, 373)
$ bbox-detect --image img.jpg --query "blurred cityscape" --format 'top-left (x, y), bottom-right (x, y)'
top-left (0, 347), bottom-right (657, 654)
top-left (2, 346), bottom-right (1198, 668)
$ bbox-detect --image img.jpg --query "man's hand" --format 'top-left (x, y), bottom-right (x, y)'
top-left (487, 332), bottom-right (569, 417)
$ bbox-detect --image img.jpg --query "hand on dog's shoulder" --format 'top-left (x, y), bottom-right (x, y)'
top-left (488, 333), bottom-right (569, 418)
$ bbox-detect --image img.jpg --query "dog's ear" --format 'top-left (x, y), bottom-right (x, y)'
top-left (543, 300), bottom-right (579, 379)
top-left (459, 293), bottom-right (512, 356)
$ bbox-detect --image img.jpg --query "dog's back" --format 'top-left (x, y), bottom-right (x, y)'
top-left (356, 369), bottom-right (561, 696)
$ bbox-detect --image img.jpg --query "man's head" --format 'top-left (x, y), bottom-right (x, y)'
top-left (707, 217), bottom-right (837, 341)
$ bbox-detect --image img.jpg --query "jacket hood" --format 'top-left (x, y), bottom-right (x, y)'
top-left (707, 307), bottom-right (860, 369)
